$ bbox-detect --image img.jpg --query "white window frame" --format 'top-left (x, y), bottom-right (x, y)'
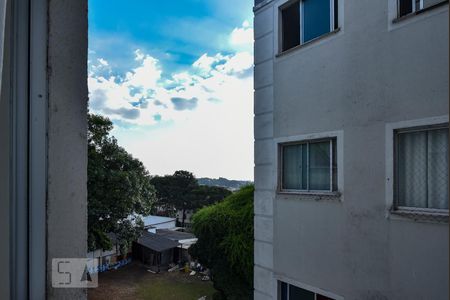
top-left (279, 138), bottom-right (336, 193)
top-left (385, 116), bottom-right (449, 218)
top-left (276, 0), bottom-right (342, 54)
top-left (397, 0), bottom-right (449, 17)
top-left (299, 0), bottom-right (335, 44)
top-left (387, 0), bottom-right (448, 31)
top-left (7, 0), bottom-right (48, 298)
top-left (275, 277), bottom-right (344, 300)
top-left (275, 130), bottom-right (344, 196)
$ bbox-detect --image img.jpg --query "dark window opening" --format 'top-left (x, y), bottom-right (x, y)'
top-left (398, 0), bottom-right (448, 17)
top-left (278, 281), bottom-right (336, 300)
top-left (281, 1), bottom-right (300, 52)
top-left (280, 0), bottom-right (338, 52)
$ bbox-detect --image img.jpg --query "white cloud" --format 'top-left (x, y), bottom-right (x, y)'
top-left (88, 21), bottom-right (255, 179)
top-left (229, 20), bottom-right (253, 51)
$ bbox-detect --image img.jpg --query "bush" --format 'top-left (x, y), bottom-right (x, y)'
top-left (190, 185), bottom-right (254, 299)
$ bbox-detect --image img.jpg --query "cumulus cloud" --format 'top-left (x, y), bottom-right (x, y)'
top-left (171, 97), bottom-right (198, 111)
top-left (229, 20), bottom-right (253, 51)
top-left (88, 20), bottom-right (254, 129)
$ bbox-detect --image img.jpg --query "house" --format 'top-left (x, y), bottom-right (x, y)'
top-left (253, 0), bottom-right (448, 300)
top-left (155, 229), bottom-right (198, 262)
top-left (175, 209), bottom-right (195, 228)
top-left (142, 215), bottom-right (177, 233)
top-left (86, 233), bottom-right (132, 273)
top-left (133, 231), bottom-right (180, 272)
top-left (133, 229), bottom-right (197, 272)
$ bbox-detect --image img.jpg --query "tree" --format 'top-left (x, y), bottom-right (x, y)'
top-left (151, 171), bottom-right (232, 226)
top-left (190, 185), bottom-right (254, 300)
top-left (150, 170), bottom-right (198, 227)
top-left (191, 185), bottom-right (232, 208)
top-left (88, 114), bottom-right (156, 252)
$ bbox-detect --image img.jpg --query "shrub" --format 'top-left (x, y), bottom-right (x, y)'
top-left (190, 185), bottom-right (254, 299)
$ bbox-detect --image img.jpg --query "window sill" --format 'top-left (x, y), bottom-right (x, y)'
top-left (390, 209), bottom-right (449, 223)
top-left (276, 28), bottom-right (341, 58)
top-left (393, 1), bottom-right (448, 23)
top-left (277, 190), bottom-right (342, 201)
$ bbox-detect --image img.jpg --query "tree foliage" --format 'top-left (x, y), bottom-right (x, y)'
top-left (190, 185), bottom-right (254, 300)
top-left (150, 171), bottom-right (231, 225)
top-left (88, 114), bottom-right (156, 252)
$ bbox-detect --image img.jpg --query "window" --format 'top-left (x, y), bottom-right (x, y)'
top-left (394, 124), bottom-right (448, 211)
top-left (280, 138), bottom-right (337, 192)
top-left (398, 0), bottom-right (448, 17)
top-left (278, 281), bottom-right (335, 300)
top-left (280, 0), bottom-right (338, 52)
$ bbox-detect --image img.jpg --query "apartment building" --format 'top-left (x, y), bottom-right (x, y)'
top-left (253, 0), bottom-right (448, 299)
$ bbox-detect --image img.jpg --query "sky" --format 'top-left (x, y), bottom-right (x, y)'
top-left (88, 0), bottom-right (254, 180)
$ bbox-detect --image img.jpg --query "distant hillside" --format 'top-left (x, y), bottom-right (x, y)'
top-left (197, 177), bottom-right (253, 191)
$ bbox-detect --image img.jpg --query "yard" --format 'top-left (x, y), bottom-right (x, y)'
top-left (88, 261), bottom-right (216, 300)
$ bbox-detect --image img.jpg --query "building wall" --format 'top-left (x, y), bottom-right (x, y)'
top-left (254, 1), bottom-right (449, 299)
top-left (46, 0), bottom-right (88, 298)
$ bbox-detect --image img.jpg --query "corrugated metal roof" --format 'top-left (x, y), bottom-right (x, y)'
top-left (142, 215), bottom-right (176, 227)
top-left (136, 231), bottom-right (179, 252)
top-left (155, 229), bottom-right (196, 241)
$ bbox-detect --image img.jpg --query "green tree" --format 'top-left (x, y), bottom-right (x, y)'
top-left (190, 185), bottom-right (254, 300)
top-left (150, 170), bottom-right (198, 227)
top-left (88, 114), bottom-right (156, 252)
top-left (151, 171), bottom-right (232, 226)
top-left (191, 185), bottom-right (232, 208)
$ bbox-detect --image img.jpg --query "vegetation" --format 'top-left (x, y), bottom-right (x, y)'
top-left (190, 185), bottom-right (254, 300)
top-left (197, 177), bottom-right (253, 191)
top-left (136, 273), bottom-right (216, 300)
top-left (150, 171), bottom-right (231, 226)
top-left (88, 114), bottom-right (156, 252)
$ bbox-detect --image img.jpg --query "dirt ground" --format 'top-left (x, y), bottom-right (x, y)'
top-left (88, 261), bottom-right (216, 300)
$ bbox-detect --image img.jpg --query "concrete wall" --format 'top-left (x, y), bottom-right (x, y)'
top-left (254, 2), bottom-right (277, 299)
top-left (254, 0), bottom-right (449, 299)
top-left (46, 0), bottom-right (88, 298)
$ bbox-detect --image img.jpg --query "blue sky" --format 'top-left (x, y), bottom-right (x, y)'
top-left (88, 0), bottom-right (254, 180)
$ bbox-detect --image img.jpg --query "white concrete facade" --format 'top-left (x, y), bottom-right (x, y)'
top-left (253, 0), bottom-right (449, 299)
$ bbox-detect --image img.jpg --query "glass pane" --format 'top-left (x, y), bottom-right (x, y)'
top-left (399, 0), bottom-right (413, 16)
top-left (283, 144), bottom-right (306, 190)
top-left (289, 284), bottom-right (315, 300)
top-left (317, 294), bottom-right (335, 300)
top-left (427, 129), bottom-right (448, 209)
top-left (397, 131), bottom-right (427, 208)
top-left (423, 0), bottom-right (446, 9)
top-left (282, 1), bottom-right (300, 51)
top-left (309, 141), bottom-right (331, 190)
top-left (279, 281), bottom-right (288, 300)
top-left (332, 139), bottom-right (337, 191)
top-left (302, 0), bottom-right (331, 43)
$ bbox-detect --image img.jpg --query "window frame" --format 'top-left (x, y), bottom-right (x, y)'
top-left (277, 280), bottom-right (338, 300)
top-left (278, 137), bottom-right (337, 194)
top-left (393, 123), bottom-right (449, 214)
top-left (396, 0), bottom-right (448, 18)
top-left (278, 0), bottom-right (339, 53)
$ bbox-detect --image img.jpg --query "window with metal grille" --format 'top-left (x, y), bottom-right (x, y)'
top-left (280, 0), bottom-right (338, 52)
top-left (394, 124), bottom-right (449, 211)
top-left (280, 138), bottom-right (337, 192)
top-left (398, 0), bottom-right (448, 17)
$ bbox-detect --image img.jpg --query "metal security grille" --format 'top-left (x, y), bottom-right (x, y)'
top-left (395, 124), bottom-right (449, 211)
